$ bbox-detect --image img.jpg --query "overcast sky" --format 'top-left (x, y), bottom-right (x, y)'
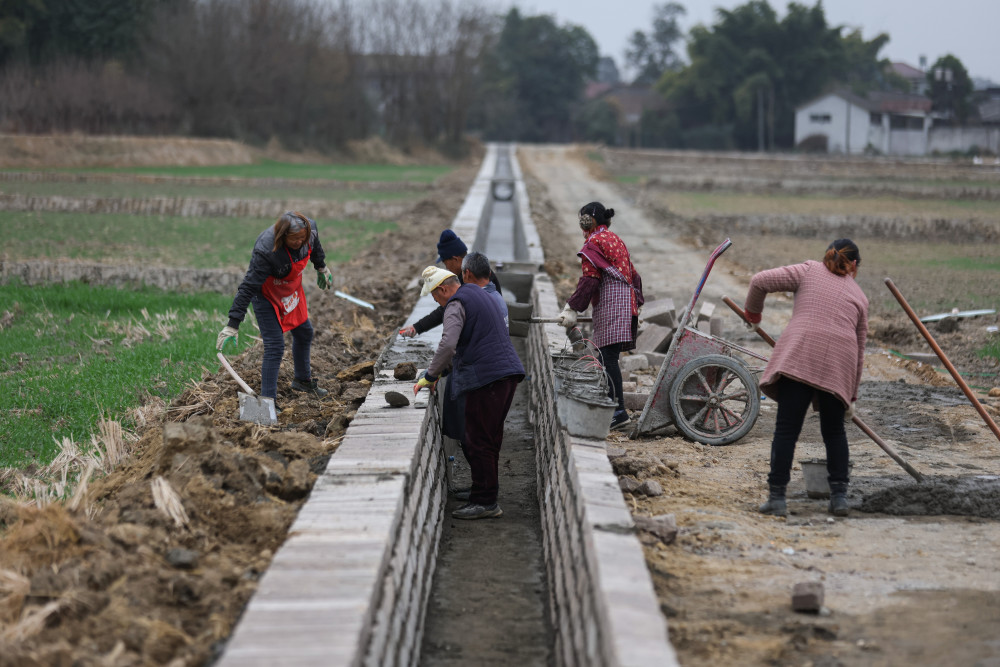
top-left (512, 0), bottom-right (1000, 85)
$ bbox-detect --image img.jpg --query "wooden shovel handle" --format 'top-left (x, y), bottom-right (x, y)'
top-left (217, 352), bottom-right (254, 395)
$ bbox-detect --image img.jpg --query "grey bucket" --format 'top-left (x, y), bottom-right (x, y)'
top-left (553, 366), bottom-right (601, 395)
top-left (801, 458), bottom-right (854, 499)
top-left (557, 385), bottom-right (617, 438)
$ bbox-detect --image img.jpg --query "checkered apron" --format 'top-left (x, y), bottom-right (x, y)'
top-left (590, 264), bottom-right (634, 348)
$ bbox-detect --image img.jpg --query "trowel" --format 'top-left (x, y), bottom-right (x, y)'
top-left (216, 352), bottom-right (278, 425)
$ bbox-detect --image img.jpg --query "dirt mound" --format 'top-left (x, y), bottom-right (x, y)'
top-left (0, 162), bottom-right (477, 664)
top-left (0, 134), bottom-right (258, 169)
top-left (861, 475), bottom-right (1000, 518)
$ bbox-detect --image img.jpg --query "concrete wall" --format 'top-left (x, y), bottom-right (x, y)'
top-left (529, 275), bottom-right (678, 667)
top-left (928, 126), bottom-right (1000, 154)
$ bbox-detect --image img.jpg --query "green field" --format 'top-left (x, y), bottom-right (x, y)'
top-left (1, 210), bottom-right (397, 270)
top-left (0, 281), bottom-right (251, 467)
top-left (28, 159), bottom-right (453, 183)
top-left (0, 180), bottom-right (423, 201)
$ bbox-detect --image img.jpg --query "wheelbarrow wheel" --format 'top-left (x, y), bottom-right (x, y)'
top-left (669, 354), bottom-right (760, 446)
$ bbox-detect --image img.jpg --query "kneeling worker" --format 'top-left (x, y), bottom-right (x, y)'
top-left (413, 265), bottom-right (524, 520)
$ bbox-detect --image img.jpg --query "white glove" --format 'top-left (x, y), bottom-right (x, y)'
top-left (216, 325), bottom-right (238, 352)
top-left (556, 305), bottom-right (578, 328)
top-left (399, 326), bottom-right (417, 338)
top-left (744, 320), bottom-right (760, 333)
top-left (844, 402), bottom-right (856, 421)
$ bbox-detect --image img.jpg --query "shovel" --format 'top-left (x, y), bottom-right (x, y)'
top-left (216, 352), bottom-right (278, 425)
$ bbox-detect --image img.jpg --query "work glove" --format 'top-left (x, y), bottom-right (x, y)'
top-left (844, 402), bottom-right (856, 421)
top-left (413, 372), bottom-right (438, 396)
top-left (216, 325), bottom-right (238, 353)
top-left (317, 266), bottom-right (333, 290)
top-left (743, 309), bottom-right (762, 333)
top-left (556, 305), bottom-right (577, 329)
top-left (399, 326), bottom-right (417, 338)
top-left (744, 320), bottom-right (760, 333)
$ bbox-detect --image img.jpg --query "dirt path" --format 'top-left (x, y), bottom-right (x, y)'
top-left (520, 145), bottom-right (1000, 667)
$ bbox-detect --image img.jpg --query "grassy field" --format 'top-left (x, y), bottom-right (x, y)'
top-left (29, 159), bottom-right (454, 183)
top-left (0, 281), bottom-right (249, 467)
top-left (0, 180), bottom-right (424, 201)
top-left (1, 210), bottom-right (397, 269)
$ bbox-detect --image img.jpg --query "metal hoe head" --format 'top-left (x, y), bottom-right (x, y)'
top-left (238, 391), bottom-right (277, 425)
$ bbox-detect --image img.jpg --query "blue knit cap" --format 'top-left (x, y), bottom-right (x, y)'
top-left (435, 229), bottom-right (468, 263)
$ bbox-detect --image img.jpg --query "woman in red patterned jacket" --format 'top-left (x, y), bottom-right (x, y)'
top-left (743, 239), bottom-right (868, 518)
top-left (557, 202), bottom-right (643, 431)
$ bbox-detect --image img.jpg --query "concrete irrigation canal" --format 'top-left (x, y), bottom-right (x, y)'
top-left (217, 145), bottom-right (678, 666)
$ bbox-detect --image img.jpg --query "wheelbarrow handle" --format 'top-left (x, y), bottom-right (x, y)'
top-left (721, 295), bottom-right (924, 483)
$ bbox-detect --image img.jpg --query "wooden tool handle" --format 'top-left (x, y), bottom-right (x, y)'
top-left (217, 352), bottom-right (254, 395)
top-left (722, 296), bottom-right (777, 347)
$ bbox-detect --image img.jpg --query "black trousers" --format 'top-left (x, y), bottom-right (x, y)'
top-left (598, 343), bottom-right (625, 412)
top-left (767, 377), bottom-right (850, 488)
top-left (463, 377), bottom-right (519, 506)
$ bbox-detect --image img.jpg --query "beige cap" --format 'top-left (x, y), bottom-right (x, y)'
top-left (419, 266), bottom-right (456, 297)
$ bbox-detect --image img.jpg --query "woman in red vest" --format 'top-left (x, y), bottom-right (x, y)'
top-left (217, 211), bottom-right (332, 405)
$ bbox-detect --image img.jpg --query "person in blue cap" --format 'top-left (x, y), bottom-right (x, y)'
top-left (398, 229), bottom-right (502, 337)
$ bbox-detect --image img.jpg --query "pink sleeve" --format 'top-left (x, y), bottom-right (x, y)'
top-left (854, 301), bottom-right (868, 402)
top-left (743, 262), bottom-right (811, 315)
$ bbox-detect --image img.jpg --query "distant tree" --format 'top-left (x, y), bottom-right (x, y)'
top-left (837, 29), bottom-right (909, 94)
top-left (658, 1), bottom-right (848, 150)
top-left (572, 98), bottom-right (619, 145)
top-left (624, 2), bottom-right (685, 85)
top-left (926, 54), bottom-right (973, 124)
top-left (476, 9), bottom-right (599, 142)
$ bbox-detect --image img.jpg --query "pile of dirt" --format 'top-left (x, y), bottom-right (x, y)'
top-left (0, 163), bottom-right (477, 665)
top-left (860, 475), bottom-right (1000, 518)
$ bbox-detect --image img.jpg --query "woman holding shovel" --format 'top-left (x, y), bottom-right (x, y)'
top-left (743, 238), bottom-right (868, 517)
top-left (556, 202), bottom-right (643, 432)
top-left (217, 211), bottom-right (332, 405)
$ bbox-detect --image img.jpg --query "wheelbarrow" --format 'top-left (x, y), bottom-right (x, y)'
top-left (630, 239), bottom-right (767, 445)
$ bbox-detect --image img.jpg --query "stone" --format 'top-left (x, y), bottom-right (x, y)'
top-left (989, 387), bottom-right (1000, 398)
top-left (936, 316), bottom-right (959, 333)
top-left (165, 548), bottom-right (199, 570)
top-left (337, 360), bottom-right (375, 382)
top-left (508, 320), bottom-right (529, 337)
top-left (620, 354), bottom-right (649, 372)
top-left (606, 445), bottom-right (627, 459)
top-left (624, 392), bottom-right (648, 411)
top-left (642, 351), bottom-right (667, 368)
top-left (621, 381), bottom-right (637, 393)
top-left (635, 324), bottom-right (673, 353)
top-left (640, 298), bottom-right (676, 327)
top-left (638, 479), bottom-right (664, 496)
top-left (384, 391), bottom-right (410, 408)
top-left (619, 476), bottom-right (641, 493)
top-left (394, 362), bottom-right (417, 381)
top-left (634, 514), bottom-right (678, 545)
top-left (507, 302), bottom-right (533, 321)
top-left (792, 581), bottom-right (824, 613)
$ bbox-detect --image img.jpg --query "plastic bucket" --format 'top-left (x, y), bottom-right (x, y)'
top-left (801, 459), bottom-right (853, 499)
top-left (557, 386), bottom-right (616, 438)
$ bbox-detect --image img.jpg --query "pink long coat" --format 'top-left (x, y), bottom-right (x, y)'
top-left (745, 260), bottom-right (868, 407)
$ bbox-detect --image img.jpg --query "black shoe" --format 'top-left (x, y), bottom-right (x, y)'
top-left (759, 485), bottom-right (787, 517)
top-left (610, 409), bottom-right (631, 431)
top-left (829, 493), bottom-right (849, 517)
top-left (291, 378), bottom-right (328, 397)
top-left (451, 503), bottom-right (503, 520)
top-left (451, 487), bottom-right (471, 501)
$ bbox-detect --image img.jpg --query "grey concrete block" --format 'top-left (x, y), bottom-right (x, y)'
top-left (508, 301), bottom-right (533, 321)
top-left (641, 297), bottom-right (675, 327)
top-left (710, 315), bottom-right (724, 337)
top-left (698, 301), bottom-right (716, 322)
top-left (642, 351), bottom-right (667, 368)
top-left (792, 581), bottom-right (824, 612)
top-left (634, 514), bottom-right (678, 545)
top-left (624, 392), bottom-right (648, 411)
top-left (635, 323), bottom-right (672, 353)
top-left (621, 381), bottom-right (637, 393)
top-left (619, 354), bottom-right (649, 372)
top-left (508, 319), bottom-right (530, 337)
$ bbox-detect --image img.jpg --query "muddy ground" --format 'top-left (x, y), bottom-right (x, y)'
top-left (520, 145), bottom-right (1000, 667)
top-left (0, 159), bottom-right (479, 665)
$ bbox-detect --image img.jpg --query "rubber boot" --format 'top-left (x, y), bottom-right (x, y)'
top-left (828, 482), bottom-right (849, 517)
top-left (758, 485), bottom-right (787, 517)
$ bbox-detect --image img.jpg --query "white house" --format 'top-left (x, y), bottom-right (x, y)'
top-left (794, 89), bottom-right (932, 155)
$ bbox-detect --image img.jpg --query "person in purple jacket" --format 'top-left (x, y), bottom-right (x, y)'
top-left (743, 239), bottom-right (868, 518)
top-left (413, 265), bottom-right (525, 520)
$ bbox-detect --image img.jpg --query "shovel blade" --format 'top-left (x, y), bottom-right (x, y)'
top-left (238, 391), bottom-right (277, 425)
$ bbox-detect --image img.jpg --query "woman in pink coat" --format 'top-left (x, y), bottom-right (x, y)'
top-left (743, 239), bottom-right (868, 517)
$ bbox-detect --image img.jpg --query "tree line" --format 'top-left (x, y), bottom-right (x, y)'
top-left (0, 0), bottom-right (977, 153)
